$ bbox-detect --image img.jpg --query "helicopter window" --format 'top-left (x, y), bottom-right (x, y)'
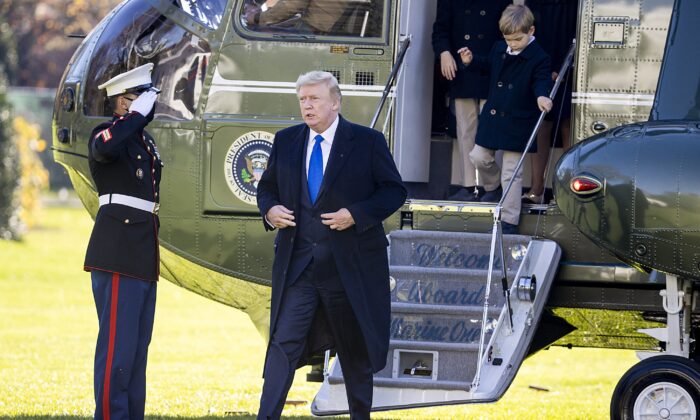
top-left (175, 0), bottom-right (226, 29)
top-left (238, 0), bottom-right (385, 39)
top-left (84, 0), bottom-right (211, 120)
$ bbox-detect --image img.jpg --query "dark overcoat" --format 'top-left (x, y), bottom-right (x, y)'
top-left (432, 0), bottom-right (511, 99)
top-left (256, 116), bottom-right (407, 373)
top-left (527, 0), bottom-right (578, 121)
top-left (84, 112), bottom-right (162, 281)
top-left (470, 40), bottom-right (552, 152)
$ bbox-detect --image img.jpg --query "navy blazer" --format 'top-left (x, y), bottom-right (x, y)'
top-left (256, 115), bottom-right (407, 372)
top-left (468, 39), bottom-right (552, 152)
top-left (432, 0), bottom-right (511, 99)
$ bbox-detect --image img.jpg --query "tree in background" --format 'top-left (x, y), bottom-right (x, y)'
top-left (0, 0), bottom-right (110, 238)
top-left (0, 7), bottom-right (20, 239)
top-left (1, 0), bottom-right (119, 88)
top-left (13, 117), bottom-right (50, 232)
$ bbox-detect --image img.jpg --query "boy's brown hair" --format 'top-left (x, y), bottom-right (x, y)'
top-left (499, 4), bottom-right (535, 35)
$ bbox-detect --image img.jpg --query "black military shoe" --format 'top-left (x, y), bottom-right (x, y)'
top-left (480, 186), bottom-right (503, 202)
top-left (448, 187), bottom-right (480, 202)
top-left (501, 221), bottom-right (518, 234)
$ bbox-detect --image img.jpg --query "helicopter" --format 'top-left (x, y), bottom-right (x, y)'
top-left (52, 0), bottom-right (700, 418)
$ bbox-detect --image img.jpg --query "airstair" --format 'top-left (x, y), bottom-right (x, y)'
top-left (312, 229), bottom-right (561, 414)
top-left (310, 33), bottom-right (573, 415)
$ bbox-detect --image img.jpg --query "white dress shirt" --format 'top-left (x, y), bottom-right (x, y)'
top-left (263, 115), bottom-right (340, 229)
top-left (305, 115), bottom-right (339, 178)
top-left (506, 36), bottom-right (535, 56)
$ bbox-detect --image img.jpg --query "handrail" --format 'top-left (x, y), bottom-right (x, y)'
top-left (370, 35), bottom-right (411, 129)
top-left (471, 40), bottom-right (577, 392)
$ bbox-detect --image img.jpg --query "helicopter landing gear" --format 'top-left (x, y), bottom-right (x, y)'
top-left (638, 272), bottom-right (693, 358)
top-left (610, 355), bottom-right (700, 420)
top-left (611, 272), bottom-right (700, 419)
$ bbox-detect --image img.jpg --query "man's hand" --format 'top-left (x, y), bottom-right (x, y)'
top-left (457, 47), bottom-right (473, 65)
top-left (266, 205), bottom-right (296, 229)
top-left (321, 208), bottom-right (355, 231)
top-left (243, 3), bottom-right (260, 25)
top-left (537, 96), bottom-right (553, 113)
top-left (439, 51), bottom-right (457, 80)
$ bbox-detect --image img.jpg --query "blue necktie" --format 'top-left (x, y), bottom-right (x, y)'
top-left (307, 134), bottom-right (324, 204)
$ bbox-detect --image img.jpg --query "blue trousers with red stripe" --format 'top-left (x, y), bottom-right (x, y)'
top-left (92, 270), bottom-right (157, 420)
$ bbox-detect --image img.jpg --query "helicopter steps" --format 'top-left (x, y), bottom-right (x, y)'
top-left (312, 229), bottom-right (561, 414)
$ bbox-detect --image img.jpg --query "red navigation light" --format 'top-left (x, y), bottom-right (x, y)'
top-left (570, 176), bottom-right (602, 195)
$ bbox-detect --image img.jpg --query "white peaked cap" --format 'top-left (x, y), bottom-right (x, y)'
top-left (98, 63), bottom-right (154, 97)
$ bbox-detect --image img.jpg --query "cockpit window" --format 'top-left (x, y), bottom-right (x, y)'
top-left (84, 0), bottom-right (211, 120)
top-left (238, 0), bottom-right (385, 39)
top-left (175, 0), bottom-right (226, 29)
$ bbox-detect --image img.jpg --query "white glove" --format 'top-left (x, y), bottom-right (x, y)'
top-left (129, 91), bottom-right (157, 117)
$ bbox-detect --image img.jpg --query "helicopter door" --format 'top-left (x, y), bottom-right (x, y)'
top-left (391, 0), bottom-right (434, 184)
top-left (312, 229), bottom-right (561, 414)
top-left (201, 0), bottom-right (395, 215)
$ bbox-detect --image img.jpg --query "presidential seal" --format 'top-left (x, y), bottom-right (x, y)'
top-left (224, 130), bottom-right (274, 204)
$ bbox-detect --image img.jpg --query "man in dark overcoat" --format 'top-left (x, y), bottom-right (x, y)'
top-left (255, 70), bottom-right (407, 419)
top-left (432, 0), bottom-right (511, 201)
top-left (84, 63), bottom-right (162, 420)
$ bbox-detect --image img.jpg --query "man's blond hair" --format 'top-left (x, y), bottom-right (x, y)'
top-left (499, 4), bottom-right (535, 35)
top-left (296, 71), bottom-right (342, 104)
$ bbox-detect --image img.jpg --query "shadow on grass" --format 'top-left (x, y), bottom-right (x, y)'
top-left (3, 416), bottom-right (388, 420)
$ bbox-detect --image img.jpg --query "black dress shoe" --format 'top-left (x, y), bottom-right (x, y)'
top-left (501, 221), bottom-right (518, 234)
top-left (480, 186), bottom-right (503, 202)
top-left (448, 185), bottom-right (463, 197)
top-left (448, 187), bottom-right (480, 202)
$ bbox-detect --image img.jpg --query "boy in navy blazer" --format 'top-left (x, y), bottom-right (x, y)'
top-left (458, 4), bottom-right (552, 233)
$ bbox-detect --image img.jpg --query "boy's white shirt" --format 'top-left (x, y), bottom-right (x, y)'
top-left (506, 36), bottom-right (535, 56)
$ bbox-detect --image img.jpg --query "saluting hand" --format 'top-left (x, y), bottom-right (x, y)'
top-left (457, 47), bottom-right (473, 65)
top-left (129, 91), bottom-right (157, 117)
top-left (267, 205), bottom-right (296, 229)
top-left (439, 51), bottom-right (457, 80)
top-left (537, 96), bottom-right (553, 113)
top-left (321, 208), bottom-right (355, 231)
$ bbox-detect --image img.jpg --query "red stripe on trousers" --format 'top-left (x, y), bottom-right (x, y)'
top-left (103, 273), bottom-right (120, 420)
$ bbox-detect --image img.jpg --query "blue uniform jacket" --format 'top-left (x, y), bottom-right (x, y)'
top-left (432, 0), bottom-right (511, 99)
top-left (256, 116), bottom-right (407, 372)
top-left (84, 112), bottom-right (162, 281)
top-left (469, 39), bottom-right (552, 152)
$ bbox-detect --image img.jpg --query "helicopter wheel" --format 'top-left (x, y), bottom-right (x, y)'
top-left (610, 355), bottom-right (700, 420)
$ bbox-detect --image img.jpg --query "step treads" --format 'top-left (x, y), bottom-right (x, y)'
top-left (390, 265), bottom-right (508, 307)
top-left (389, 230), bottom-right (530, 270)
top-left (331, 338), bottom-right (484, 385)
top-left (329, 375), bottom-right (472, 391)
top-left (390, 310), bottom-right (498, 345)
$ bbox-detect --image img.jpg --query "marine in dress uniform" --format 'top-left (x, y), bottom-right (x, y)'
top-left (84, 63), bottom-right (163, 420)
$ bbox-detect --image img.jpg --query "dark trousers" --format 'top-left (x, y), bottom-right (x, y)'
top-left (92, 270), bottom-right (157, 420)
top-left (257, 263), bottom-right (374, 420)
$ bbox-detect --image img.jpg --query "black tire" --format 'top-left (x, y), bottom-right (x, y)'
top-left (610, 355), bottom-right (700, 420)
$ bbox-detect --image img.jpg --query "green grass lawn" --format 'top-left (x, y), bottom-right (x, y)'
top-left (0, 205), bottom-right (639, 419)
